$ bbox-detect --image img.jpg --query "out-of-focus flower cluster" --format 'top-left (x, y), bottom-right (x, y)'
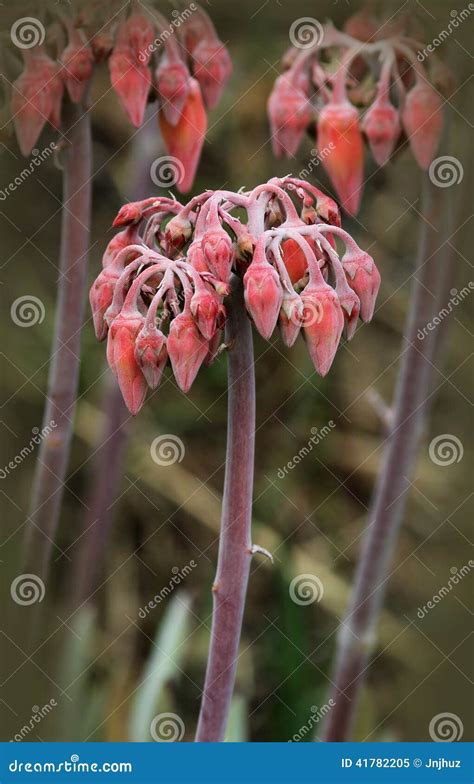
top-left (90, 178), bottom-right (380, 414)
top-left (8, 1), bottom-right (231, 191)
top-left (268, 8), bottom-right (454, 214)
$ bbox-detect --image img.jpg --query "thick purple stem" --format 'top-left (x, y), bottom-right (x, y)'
top-left (195, 275), bottom-right (256, 742)
top-left (24, 101), bottom-right (92, 583)
top-left (322, 174), bottom-right (450, 741)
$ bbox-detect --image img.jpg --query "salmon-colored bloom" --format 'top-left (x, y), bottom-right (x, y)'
top-left (109, 44), bottom-right (151, 127)
top-left (159, 78), bottom-right (208, 193)
top-left (318, 100), bottom-right (364, 216)
top-left (167, 311), bottom-right (209, 393)
top-left (60, 30), bottom-right (94, 104)
top-left (301, 280), bottom-right (344, 376)
top-left (134, 324), bottom-right (168, 389)
top-left (402, 80), bottom-right (443, 169)
top-left (107, 311), bottom-right (147, 415)
top-left (243, 240), bottom-right (283, 340)
top-left (268, 75), bottom-right (312, 157)
top-left (11, 49), bottom-right (62, 156)
top-left (192, 39), bottom-right (232, 110)
top-left (362, 98), bottom-right (401, 167)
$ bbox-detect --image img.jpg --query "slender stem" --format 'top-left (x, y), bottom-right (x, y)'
top-left (71, 374), bottom-right (129, 610)
top-left (23, 101), bottom-right (92, 584)
top-left (68, 114), bottom-right (163, 612)
top-left (322, 173), bottom-right (449, 741)
top-left (195, 275), bottom-right (256, 742)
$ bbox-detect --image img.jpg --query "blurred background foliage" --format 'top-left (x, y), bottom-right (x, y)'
top-left (1, 0), bottom-right (473, 742)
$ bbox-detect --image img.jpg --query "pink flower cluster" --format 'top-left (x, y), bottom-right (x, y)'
top-left (90, 178), bottom-right (380, 414)
top-left (268, 9), bottom-right (453, 214)
top-left (10, 2), bottom-right (230, 191)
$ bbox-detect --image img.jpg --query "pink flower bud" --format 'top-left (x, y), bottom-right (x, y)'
top-left (190, 284), bottom-right (225, 340)
top-left (362, 98), bottom-right (401, 166)
top-left (187, 240), bottom-right (208, 273)
top-left (127, 8), bottom-right (155, 65)
top-left (167, 312), bottom-right (209, 392)
top-left (60, 34), bottom-right (94, 103)
top-left (109, 45), bottom-right (151, 127)
top-left (107, 311), bottom-right (147, 414)
top-left (279, 290), bottom-right (303, 347)
top-left (155, 59), bottom-right (191, 125)
top-left (268, 75), bottom-right (311, 157)
top-left (90, 268), bottom-right (118, 341)
top-left (243, 246), bottom-right (283, 340)
top-left (112, 198), bottom-right (158, 228)
top-left (402, 80), bottom-right (443, 169)
top-left (201, 230), bottom-right (234, 283)
top-left (11, 51), bottom-right (62, 156)
top-left (134, 324), bottom-right (168, 389)
top-left (342, 250), bottom-right (381, 322)
top-left (318, 100), bottom-right (364, 215)
top-left (301, 281), bottom-right (344, 376)
top-left (159, 78), bottom-right (207, 193)
top-left (165, 214), bottom-right (193, 251)
top-left (191, 39), bottom-right (232, 109)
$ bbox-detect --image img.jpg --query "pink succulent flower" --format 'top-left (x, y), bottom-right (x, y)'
top-left (91, 181), bottom-right (378, 412)
top-left (191, 39), bottom-right (233, 110)
top-left (60, 30), bottom-right (94, 104)
top-left (8, 3), bottom-right (230, 194)
top-left (402, 80), bottom-right (444, 169)
top-left (268, 13), bottom-right (450, 213)
top-left (167, 311), bottom-right (209, 393)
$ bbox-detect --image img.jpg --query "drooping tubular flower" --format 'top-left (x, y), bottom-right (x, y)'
top-left (268, 8), bottom-right (452, 214)
top-left (8, 2), bottom-right (231, 192)
top-left (90, 178), bottom-right (380, 414)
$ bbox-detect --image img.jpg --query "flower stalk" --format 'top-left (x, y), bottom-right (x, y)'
top-left (24, 100), bottom-right (92, 583)
top-left (322, 173), bottom-right (450, 741)
top-left (195, 274), bottom-right (256, 742)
